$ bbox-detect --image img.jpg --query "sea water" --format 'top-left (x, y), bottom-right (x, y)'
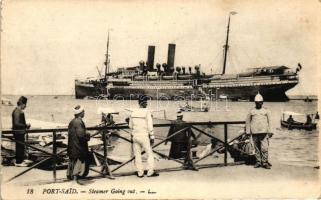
top-left (1, 95), bottom-right (318, 167)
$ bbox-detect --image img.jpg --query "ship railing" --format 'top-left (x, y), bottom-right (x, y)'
top-left (207, 76), bottom-right (292, 85)
top-left (130, 82), bottom-right (189, 86)
top-left (1, 121), bottom-right (246, 184)
top-left (241, 74), bottom-right (296, 81)
top-left (209, 79), bottom-right (298, 86)
top-left (212, 75), bottom-right (280, 82)
top-left (141, 75), bottom-right (195, 82)
top-left (130, 80), bottom-right (193, 85)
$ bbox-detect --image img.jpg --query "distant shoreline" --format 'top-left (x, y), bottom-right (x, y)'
top-left (2, 94), bottom-right (318, 101)
top-left (288, 95), bottom-right (318, 100)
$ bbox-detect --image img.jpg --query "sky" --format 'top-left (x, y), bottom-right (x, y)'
top-left (1, 0), bottom-right (320, 95)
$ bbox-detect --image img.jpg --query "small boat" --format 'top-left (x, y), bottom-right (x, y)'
top-left (281, 111), bottom-right (318, 131)
top-left (179, 102), bottom-right (209, 112)
top-left (219, 94), bottom-right (228, 99)
top-left (237, 97), bottom-right (250, 102)
top-left (1, 97), bottom-right (13, 106)
top-left (281, 120), bottom-right (316, 131)
top-left (304, 96), bottom-right (312, 102)
top-left (1, 113), bottom-right (122, 168)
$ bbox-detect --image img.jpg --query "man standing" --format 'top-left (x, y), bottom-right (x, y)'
top-left (129, 96), bottom-right (158, 177)
top-left (12, 96), bottom-right (31, 167)
top-left (165, 111), bottom-right (197, 170)
top-left (246, 93), bottom-right (272, 169)
top-left (67, 105), bottom-right (90, 184)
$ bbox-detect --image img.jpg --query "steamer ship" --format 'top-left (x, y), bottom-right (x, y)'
top-left (75, 14), bottom-right (300, 101)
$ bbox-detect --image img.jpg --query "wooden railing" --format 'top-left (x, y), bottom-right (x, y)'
top-left (1, 121), bottom-right (245, 183)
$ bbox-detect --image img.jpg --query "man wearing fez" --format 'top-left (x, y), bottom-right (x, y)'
top-left (12, 96), bottom-right (31, 167)
top-left (246, 93), bottom-right (272, 169)
top-left (165, 111), bottom-right (197, 170)
top-left (67, 105), bottom-right (91, 184)
top-left (129, 96), bottom-right (158, 177)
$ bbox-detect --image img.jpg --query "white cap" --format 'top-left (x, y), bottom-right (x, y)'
top-left (74, 105), bottom-right (84, 115)
top-left (254, 93), bottom-right (263, 102)
top-left (177, 111), bottom-right (183, 117)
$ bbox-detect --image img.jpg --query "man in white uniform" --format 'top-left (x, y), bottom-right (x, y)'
top-left (246, 93), bottom-right (272, 169)
top-left (129, 96), bottom-right (159, 177)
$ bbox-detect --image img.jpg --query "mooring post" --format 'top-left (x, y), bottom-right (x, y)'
top-left (52, 131), bottom-right (57, 182)
top-left (101, 131), bottom-right (114, 179)
top-left (224, 124), bottom-right (228, 166)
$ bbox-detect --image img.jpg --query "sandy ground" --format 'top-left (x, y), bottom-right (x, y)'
top-left (1, 156), bottom-right (319, 199)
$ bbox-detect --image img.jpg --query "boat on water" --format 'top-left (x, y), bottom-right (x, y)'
top-left (1, 110), bottom-right (124, 168)
top-left (281, 120), bottom-right (317, 131)
top-left (1, 97), bottom-right (13, 106)
top-left (75, 13), bottom-right (300, 102)
top-left (179, 105), bottom-right (209, 112)
top-left (280, 111), bottom-right (318, 131)
top-left (304, 96), bottom-right (313, 102)
top-left (179, 101), bottom-right (209, 112)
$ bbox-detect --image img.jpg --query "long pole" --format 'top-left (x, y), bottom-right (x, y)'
top-left (104, 31), bottom-right (110, 80)
top-left (52, 131), bottom-right (57, 181)
top-left (222, 15), bottom-right (231, 75)
top-left (224, 124), bottom-right (228, 166)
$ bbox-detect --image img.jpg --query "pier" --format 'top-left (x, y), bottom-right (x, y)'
top-left (1, 120), bottom-right (318, 198)
top-left (2, 121), bottom-right (246, 184)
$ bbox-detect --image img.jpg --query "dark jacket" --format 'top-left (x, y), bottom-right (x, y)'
top-left (12, 107), bottom-right (27, 135)
top-left (166, 119), bottom-right (195, 143)
top-left (67, 117), bottom-right (89, 161)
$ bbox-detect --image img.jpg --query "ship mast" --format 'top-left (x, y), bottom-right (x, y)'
top-left (104, 31), bottom-right (110, 80)
top-left (222, 11), bottom-right (237, 75)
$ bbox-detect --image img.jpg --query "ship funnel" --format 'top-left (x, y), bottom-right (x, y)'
top-left (167, 43), bottom-right (176, 74)
top-left (147, 45), bottom-right (155, 70)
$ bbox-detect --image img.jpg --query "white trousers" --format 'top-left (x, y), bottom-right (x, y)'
top-left (132, 135), bottom-right (154, 174)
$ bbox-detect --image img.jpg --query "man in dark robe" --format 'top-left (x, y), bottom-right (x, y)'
top-left (67, 105), bottom-right (90, 184)
top-left (165, 111), bottom-right (197, 170)
top-left (12, 96), bottom-right (31, 167)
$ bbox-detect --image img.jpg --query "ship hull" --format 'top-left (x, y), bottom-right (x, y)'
top-left (203, 82), bottom-right (297, 101)
top-left (75, 83), bottom-right (107, 99)
top-left (107, 87), bottom-right (201, 100)
top-left (75, 81), bottom-right (298, 101)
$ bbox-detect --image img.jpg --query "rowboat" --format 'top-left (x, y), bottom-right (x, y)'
top-left (280, 111), bottom-right (318, 131)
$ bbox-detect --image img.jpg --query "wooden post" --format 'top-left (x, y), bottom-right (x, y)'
top-left (224, 124), bottom-right (228, 166)
top-left (102, 131), bottom-right (107, 177)
top-left (184, 126), bottom-right (197, 171)
top-left (25, 132), bottom-right (29, 160)
top-left (102, 131), bottom-right (114, 179)
top-left (52, 131), bottom-right (57, 182)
